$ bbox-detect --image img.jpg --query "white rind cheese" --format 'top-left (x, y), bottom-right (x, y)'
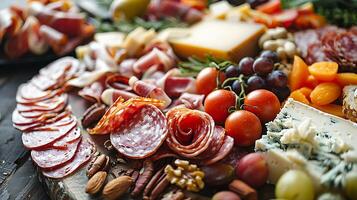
top-left (255, 99), bottom-right (357, 193)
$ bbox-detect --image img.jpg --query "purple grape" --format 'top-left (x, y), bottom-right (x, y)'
top-left (271, 86), bottom-right (291, 102)
top-left (232, 80), bottom-right (242, 94)
top-left (253, 57), bottom-right (274, 76)
top-left (225, 65), bottom-right (239, 78)
top-left (266, 70), bottom-right (288, 88)
top-left (238, 57), bottom-right (254, 76)
top-left (247, 75), bottom-right (266, 92)
top-left (260, 50), bottom-right (279, 63)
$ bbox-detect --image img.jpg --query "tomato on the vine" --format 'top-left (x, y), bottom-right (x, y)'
top-left (225, 110), bottom-right (262, 146)
top-left (204, 89), bottom-right (236, 124)
top-left (244, 89), bottom-right (280, 123)
top-left (196, 67), bottom-right (225, 96)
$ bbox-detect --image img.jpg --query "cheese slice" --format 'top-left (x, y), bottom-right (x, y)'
top-left (255, 99), bottom-right (357, 193)
top-left (169, 20), bottom-right (265, 61)
top-left (94, 32), bottom-right (126, 49)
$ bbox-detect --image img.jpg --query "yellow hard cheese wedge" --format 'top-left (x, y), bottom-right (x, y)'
top-left (169, 20), bottom-right (265, 61)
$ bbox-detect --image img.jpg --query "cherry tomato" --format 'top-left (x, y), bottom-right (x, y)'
top-left (244, 89), bottom-right (280, 123)
top-left (225, 110), bottom-right (262, 146)
top-left (236, 153), bottom-right (268, 188)
top-left (196, 67), bottom-right (225, 96)
top-left (204, 89), bottom-right (236, 124)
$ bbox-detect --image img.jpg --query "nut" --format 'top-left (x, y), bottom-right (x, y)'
top-left (262, 40), bottom-right (278, 51)
top-left (165, 159), bottom-right (205, 192)
top-left (102, 175), bottom-right (133, 200)
top-left (87, 154), bottom-right (110, 178)
top-left (284, 41), bottom-right (297, 57)
top-left (85, 171), bottom-right (107, 194)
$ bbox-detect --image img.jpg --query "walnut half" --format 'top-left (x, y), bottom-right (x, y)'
top-left (165, 159), bottom-right (205, 192)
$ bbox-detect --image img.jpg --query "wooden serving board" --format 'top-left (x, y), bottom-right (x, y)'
top-left (35, 94), bottom-right (274, 200)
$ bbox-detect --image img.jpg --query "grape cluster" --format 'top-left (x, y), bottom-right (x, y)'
top-left (223, 50), bottom-right (290, 102)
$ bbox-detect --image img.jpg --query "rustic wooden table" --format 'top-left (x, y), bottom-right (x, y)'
top-left (0, 65), bottom-right (50, 200)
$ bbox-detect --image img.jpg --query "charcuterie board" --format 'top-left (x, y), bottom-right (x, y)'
top-left (9, 0), bottom-right (357, 200)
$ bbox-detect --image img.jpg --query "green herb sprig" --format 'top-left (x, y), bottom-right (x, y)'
top-left (178, 56), bottom-right (233, 77)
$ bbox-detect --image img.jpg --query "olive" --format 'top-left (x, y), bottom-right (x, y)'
top-left (201, 163), bottom-right (234, 186)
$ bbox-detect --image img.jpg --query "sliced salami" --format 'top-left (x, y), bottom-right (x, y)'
top-left (42, 139), bottom-right (95, 179)
top-left (30, 74), bottom-right (60, 91)
top-left (165, 107), bottom-right (215, 158)
top-left (39, 56), bottom-right (80, 82)
top-left (200, 136), bottom-right (234, 165)
top-left (110, 104), bottom-right (167, 159)
top-left (17, 94), bottom-right (67, 113)
top-left (52, 128), bottom-right (81, 149)
top-left (31, 137), bottom-right (81, 169)
top-left (16, 83), bottom-right (59, 103)
top-left (13, 110), bottom-right (72, 132)
top-left (22, 117), bottom-right (77, 150)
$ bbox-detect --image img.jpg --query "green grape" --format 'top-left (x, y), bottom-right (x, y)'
top-left (275, 170), bottom-right (315, 200)
top-left (345, 172), bottom-right (357, 200)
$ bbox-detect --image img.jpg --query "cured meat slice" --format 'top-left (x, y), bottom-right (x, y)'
top-left (52, 128), bottom-right (81, 149)
top-left (12, 109), bottom-right (71, 132)
top-left (101, 88), bottom-right (139, 105)
top-left (166, 107), bottom-right (215, 158)
top-left (110, 104), bottom-right (167, 159)
top-left (22, 117), bottom-right (77, 149)
top-left (169, 93), bottom-right (205, 111)
top-left (30, 74), bottom-right (59, 91)
top-left (89, 97), bottom-right (165, 134)
top-left (42, 139), bottom-right (95, 179)
top-left (194, 126), bottom-right (226, 160)
top-left (157, 69), bottom-right (196, 98)
top-left (78, 81), bottom-right (105, 103)
top-left (129, 76), bottom-right (172, 108)
top-left (16, 83), bottom-right (59, 104)
top-left (200, 136), bottom-right (234, 165)
top-left (31, 137), bottom-right (81, 169)
top-left (40, 56), bottom-right (81, 82)
top-left (17, 94), bottom-right (67, 113)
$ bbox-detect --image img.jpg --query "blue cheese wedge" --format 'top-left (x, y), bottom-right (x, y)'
top-left (255, 99), bottom-right (357, 193)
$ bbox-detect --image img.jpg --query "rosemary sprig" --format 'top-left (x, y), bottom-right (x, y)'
top-left (178, 56), bottom-right (233, 77)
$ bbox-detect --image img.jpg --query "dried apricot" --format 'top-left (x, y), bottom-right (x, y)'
top-left (289, 56), bottom-right (309, 90)
top-left (298, 87), bottom-right (312, 100)
top-left (289, 90), bottom-right (310, 105)
top-left (310, 83), bottom-right (341, 106)
top-left (304, 75), bottom-right (319, 88)
top-left (308, 62), bottom-right (338, 81)
top-left (335, 73), bottom-right (357, 86)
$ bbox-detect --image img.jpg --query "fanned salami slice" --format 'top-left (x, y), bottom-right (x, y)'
top-left (52, 128), bottom-right (81, 149)
top-left (22, 118), bottom-right (77, 150)
top-left (13, 110), bottom-right (72, 132)
top-left (200, 136), bottom-right (234, 165)
top-left (166, 107), bottom-right (214, 158)
top-left (110, 104), bottom-right (167, 159)
top-left (30, 74), bottom-right (60, 91)
top-left (16, 83), bottom-right (58, 103)
top-left (31, 137), bottom-right (81, 169)
top-left (17, 94), bottom-right (67, 113)
top-left (39, 56), bottom-right (80, 81)
top-left (42, 139), bottom-right (95, 179)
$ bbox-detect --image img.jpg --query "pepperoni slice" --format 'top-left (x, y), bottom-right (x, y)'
top-left (52, 128), bottom-right (81, 149)
top-left (110, 104), bottom-right (168, 159)
top-left (165, 107), bottom-right (215, 158)
top-left (31, 137), bottom-right (81, 169)
top-left (22, 117), bottom-right (77, 150)
top-left (42, 139), bottom-right (95, 179)
top-left (199, 136), bottom-right (234, 165)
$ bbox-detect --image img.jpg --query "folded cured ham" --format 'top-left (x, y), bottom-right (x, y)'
top-left (165, 107), bottom-right (234, 165)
